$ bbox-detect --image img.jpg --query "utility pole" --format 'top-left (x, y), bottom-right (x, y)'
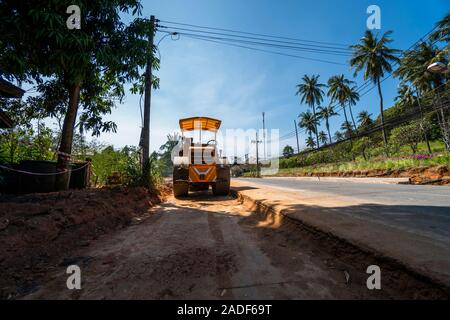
top-left (251, 132), bottom-right (262, 178)
top-left (262, 112), bottom-right (266, 160)
top-left (141, 15), bottom-right (156, 185)
top-left (294, 119), bottom-right (300, 154)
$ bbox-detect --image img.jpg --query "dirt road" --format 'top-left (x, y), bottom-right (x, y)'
top-left (23, 191), bottom-right (439, 299)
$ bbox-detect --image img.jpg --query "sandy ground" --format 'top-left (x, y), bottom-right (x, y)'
top-left (20, 190), bottom-right (430, 300)
top-left (0, 186), bottom-right (164, 299)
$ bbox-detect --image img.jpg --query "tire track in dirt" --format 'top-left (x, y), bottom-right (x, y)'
top-left (207, 212), bottom-right (234, 298)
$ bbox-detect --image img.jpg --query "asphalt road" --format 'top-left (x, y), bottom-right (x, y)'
top-left (235, 177), bottom-right (450, 244)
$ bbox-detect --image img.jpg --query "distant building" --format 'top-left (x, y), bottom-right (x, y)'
top-left (0, 78), bottom-right (25, 128)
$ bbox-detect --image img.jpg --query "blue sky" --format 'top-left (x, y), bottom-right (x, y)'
top-left (86, 0), bottom-right (449, 155)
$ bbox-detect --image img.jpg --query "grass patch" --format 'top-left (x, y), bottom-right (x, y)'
top-left (275, 152), bottom-right (450, 176)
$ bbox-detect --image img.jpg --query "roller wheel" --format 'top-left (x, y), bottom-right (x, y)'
top-left (212, 180), bottom-right (230, 196)
top-left (173, 182), bottom-right (189, 198)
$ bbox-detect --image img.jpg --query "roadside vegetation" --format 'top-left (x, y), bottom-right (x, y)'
top-left (274, 13), bottom-right (450, 178)
top-left (0, 1), bottom-right (165, 190)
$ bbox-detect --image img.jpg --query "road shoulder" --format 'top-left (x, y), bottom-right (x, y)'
top-left (231, 179), bottom-right (450, 292)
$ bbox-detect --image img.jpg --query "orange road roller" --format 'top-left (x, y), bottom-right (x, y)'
top-left (172, 117), bottom-right (230, 197)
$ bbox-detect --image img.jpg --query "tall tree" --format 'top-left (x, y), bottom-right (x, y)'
top-left (318, 131), bottom-right (328, 145)
top-left (350, 30), bottom-right (400, 149)
top-left (282, 145), bottom-right (294, 158)
top-left (345, 85), bottom-right (360, 130)
top-left (341, 121), bottom-right (354, 139)
top-left (395, 84), bottom-right (416, 108)
top-left (327, 75), bottom-right (355, 145)
top-left (430, 12), bottom-right (450, 55)
top-left (0, 1), bottom-right (159, 180)
top-left (317, 104), bottom-right (338, 143)
top-left (357, 110), bottom-right (373, 131)
top-left (298, 110), bottom-right (318, 148)
top-left (334, 131), bottom-right (344, 142)
top-left (395, 41), bottom-right (447, 152)
top-left (305, 136), bottom-right (316, 149)
top-left (296, 75), bottom-right (325, 147)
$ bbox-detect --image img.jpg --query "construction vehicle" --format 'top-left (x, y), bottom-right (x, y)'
top-left (172, 117), bottom-right (230, 197)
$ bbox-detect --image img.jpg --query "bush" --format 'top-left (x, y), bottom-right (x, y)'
top-left (389, 121), bottom-right (424, 154)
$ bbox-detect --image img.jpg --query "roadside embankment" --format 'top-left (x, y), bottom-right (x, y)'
top-left (0, 185), bottom-right (167, 299)
top-left (231, 179), bottom-right (450, 298)
top-left (271, 165), bottom-right (450, 185)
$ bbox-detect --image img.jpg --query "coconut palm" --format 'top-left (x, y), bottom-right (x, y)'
top-left (317, 104), bottom-right (338, 143)
top-left (305, 136), bottom-right (316, 149)
top-left (345, 85), bottom-right (360, 130)
top-left (394, 42), bottom-right (445, 152)
top-left (334, 131), bottom-right (344, 142)
top-left (430, 12), bottom-right (450, 45)
top-left (318, 131), bottom-right (328, 145)
top-left (298, 110), bottom-right (318, 147)
top-left (395, 41), bottom-right (445, 94)
top-left (327, 75), bottom-right (355, 139)
top-left (296, 74), bottom-right (325, 147)
top-left (357, 110), bottom-right (373, 131)
top-left (341, 121), bottom-right (354, 139)
top-left (350, 30), bottom-right (400, 149)
top-left (395, 83), bottom-right (416, 108)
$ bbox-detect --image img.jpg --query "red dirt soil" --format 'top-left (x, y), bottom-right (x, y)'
top-left (277, 165), bottom-right (450, 185)
top-left (0, 186), bottom-right (166, 299)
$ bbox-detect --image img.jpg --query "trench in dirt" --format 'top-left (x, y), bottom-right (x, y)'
top-left (8, 188), bottom-right (447, 299)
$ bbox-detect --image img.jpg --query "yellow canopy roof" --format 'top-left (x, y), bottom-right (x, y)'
top-left (179, 117), bottom-right (222, 131)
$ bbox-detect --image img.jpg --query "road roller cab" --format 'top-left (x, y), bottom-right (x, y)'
top-left (172, 117), bottom-right (230, 197)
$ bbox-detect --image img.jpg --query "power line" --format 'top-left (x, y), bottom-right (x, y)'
top-left (159, 29), bottom-right (352, 57)
top-left (157, 25), bottom-right (353, 53)
top-left (156, 19), bottom-right (441, 146)
top-left (173, 33), bottom-right (348, 66)
top-left (278, 24), bottom-right (442, 143)
top-left (158, 19), bottom-right (351, 48)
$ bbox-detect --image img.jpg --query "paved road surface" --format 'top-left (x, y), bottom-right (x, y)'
top-left (236, 177), bottom-right (450, 243)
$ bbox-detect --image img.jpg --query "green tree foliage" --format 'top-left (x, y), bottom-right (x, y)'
top-left (389, 121), bottom-right (426, 154)
top-left (296, 75), bottom-right (325, 147)
top-left (282, 145), bottom-right (294, 158)
top-left (318, 131), bottom-right (328, 145)
top-left (350, 30), bottom-right (400, 148)
top-left (0, 0), bottom-right (159, 168)
top-left (357, 110), bottom-right (373, 132)
top-left (317, 104), bottom-right (338, 143)
top-left (0, 123), bottom-right (54, 164)
top-left (334, 131), bottom-right (344, 142)
top-left (305, 136), bottom-right (316, 149)
top-left (327, 75), bottom-right (355, 135)
top-left (299, 110), bottom-right (318, 147)
top-left (157, 133), bottom-right (180, 176)
top-left (90, 145), bottom-right (142, 185)
top-left (0, 97), bottom-right (56, 164)
top-left (352, 137), bottom-right (372, 160)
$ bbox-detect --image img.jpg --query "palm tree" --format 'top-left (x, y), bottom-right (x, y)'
top-left (345, 85), bottom-right (360, 130)
top-left (327, 75), bottom-right (355, 140)
top-left (341, 121), bottom-right (354, 139)
top-left (350, 30), bottom-right (400, 149)
top-left (430, 12), bottom-right (450, 46)
top-left (305, 136), bottom-right (316, 149)
top-left (298, 110), bottom-right (318, 146)
top-left (334, 131), bottom-right (344, 142)
top-left (357, 110), bottom-right (373, 132)
top-left (318, 131), bottom-right (328, 145)
top-left (395, 41), bottom-right (444, 93)
top-left (394, 42), bottom-right (444, 153)
top-left (317, 104), bottom-right (338, 143)
top-left (395, 83), bottom-right (416, 108)
top-left (296, 74), bottom-right (325, 147)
